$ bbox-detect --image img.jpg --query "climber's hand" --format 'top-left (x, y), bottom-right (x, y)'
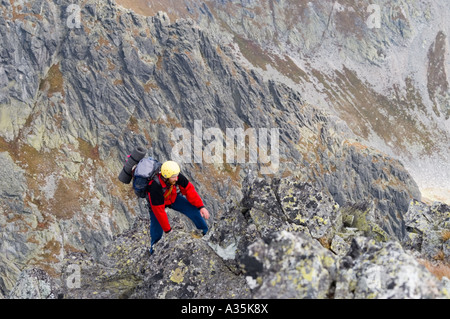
top-left (200, 207), bottom-right (210, 220)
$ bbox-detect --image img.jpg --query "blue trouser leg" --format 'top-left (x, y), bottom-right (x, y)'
top-left (149, 207), bottom-right (163, 254)
top-left (148, 194), bottom-right (208, 254)
top-left (170, 194), bottom-right (209, 235)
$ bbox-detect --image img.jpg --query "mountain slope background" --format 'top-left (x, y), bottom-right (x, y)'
top-left (115, 0), bottom-right (449, 204)
top-left (0, 0), bottom-right (448, 298)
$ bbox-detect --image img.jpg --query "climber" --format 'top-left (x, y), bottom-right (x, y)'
top-left (147, 160), bottom-right (210, 254)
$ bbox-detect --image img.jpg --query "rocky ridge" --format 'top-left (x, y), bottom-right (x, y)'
top-left (7, 175), bottom-right (450, 299)
top-left (0, 0), bottom-right (448, 299)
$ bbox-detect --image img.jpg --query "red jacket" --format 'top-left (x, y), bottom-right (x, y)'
top-left (147, 173), bottom-right (204, 232)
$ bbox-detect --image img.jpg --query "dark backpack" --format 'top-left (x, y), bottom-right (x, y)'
top-left (132, 157), bottom-right (161, 198)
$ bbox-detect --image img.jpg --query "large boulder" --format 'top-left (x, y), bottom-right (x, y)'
top-left (240, 230), bottom-right (337, 299)
top-left (335, 237), bottom-right (449, 299)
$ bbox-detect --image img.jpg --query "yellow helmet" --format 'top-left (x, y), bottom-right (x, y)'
top-left (161, 161), bottom-right (180, 178)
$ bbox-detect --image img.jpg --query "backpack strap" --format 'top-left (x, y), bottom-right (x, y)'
top-left (151, 174), bottom-right (175, 199)
top-left (164, 185), bottom-right (174, 199)
top-left (149, 174), bottom-right (167, 194)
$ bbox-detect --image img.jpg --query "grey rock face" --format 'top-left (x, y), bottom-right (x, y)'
top-left (8, 268), bottom-right (58, 299)
top-left (132, 224), bottom-right (251, 299)
top-left (0, 0), bottom-right (447, 299)
top-left (403, 200), bottom-right (450, 261)
top-left (335, 237), bottom-right (448, 299)
top-left (55, 215), bottom-right (250, 299)
top-left (241, 230), bottom-right (337, 299)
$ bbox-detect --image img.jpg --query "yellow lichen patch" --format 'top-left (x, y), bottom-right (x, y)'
top-left (294, 214), bottom-right (306, 224)
top-left (270, 273), bottom-right (282, 287)
top-left (170, 267), bottom-right (187, 284)
top-left (300, 266), bottom-right (314, 282)
top-left (321, 255), bottom-right (336, 269)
